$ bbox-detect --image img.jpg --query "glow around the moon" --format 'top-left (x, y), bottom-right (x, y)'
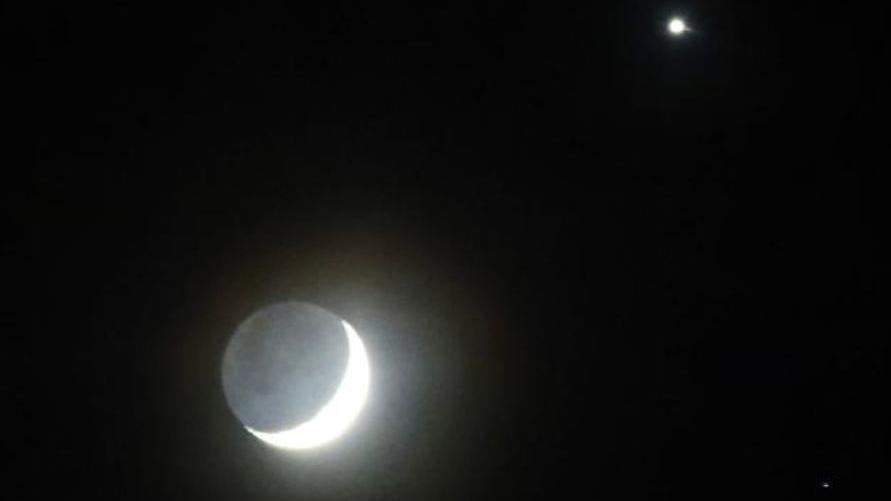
top-left (668, 18), bottom-right (689, 35)
top-left (246, 320), bottom-right (370, 450)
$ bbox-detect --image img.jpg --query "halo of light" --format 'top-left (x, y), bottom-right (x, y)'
top-left (246, 320), bottom-right (370, 450)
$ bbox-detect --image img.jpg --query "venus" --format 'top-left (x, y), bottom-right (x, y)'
top-left (221, 302), bottom-right (370, 450)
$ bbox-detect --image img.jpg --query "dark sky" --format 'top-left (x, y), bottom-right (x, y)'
top-left (8, 2), bottom-right (890, 499)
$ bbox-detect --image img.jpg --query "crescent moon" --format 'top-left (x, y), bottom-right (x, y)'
top-left (246, 320), bottom-right (370, 450)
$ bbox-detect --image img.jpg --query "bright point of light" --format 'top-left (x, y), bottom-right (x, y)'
top-left (247, 320), bottom-right (371, 450)
top-left (668, 18), bottom-right (688, 35)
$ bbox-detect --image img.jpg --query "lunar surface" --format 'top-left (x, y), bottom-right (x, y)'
top-left (221, 302), bottom-right (370, 449)
top-left (668, 18), bottom-right (689, 35)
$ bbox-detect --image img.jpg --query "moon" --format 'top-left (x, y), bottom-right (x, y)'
top-left (668, 18), bottom-right (689, 35)
top-left (221, 302), bottom-right (370, 450)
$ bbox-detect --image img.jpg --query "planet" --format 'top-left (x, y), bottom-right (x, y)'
top-left (221, 302), bottom-right (370, 450)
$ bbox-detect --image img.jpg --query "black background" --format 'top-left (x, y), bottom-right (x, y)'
top-left (8, 2), bottom-right (889, 499)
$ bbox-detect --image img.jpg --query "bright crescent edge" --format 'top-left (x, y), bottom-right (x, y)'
top-left (246, 320), bottom-right (370, 450)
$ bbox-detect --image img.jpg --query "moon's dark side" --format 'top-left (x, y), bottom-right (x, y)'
top-left (221, 302), bottom-right (350, 433)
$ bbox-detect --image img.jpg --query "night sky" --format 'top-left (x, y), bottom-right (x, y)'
top-left (9, 2), bottom-right (890, 499)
